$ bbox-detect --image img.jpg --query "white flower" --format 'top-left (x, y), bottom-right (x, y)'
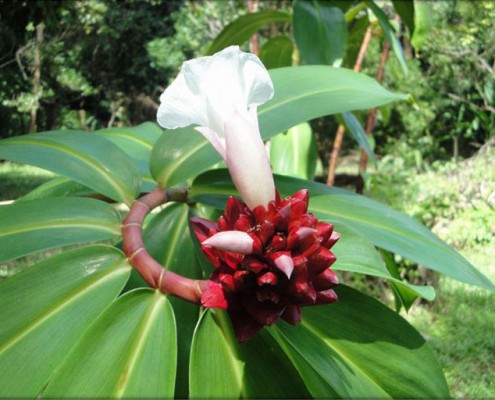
top-left (157, 46), bottom-right (275, 210)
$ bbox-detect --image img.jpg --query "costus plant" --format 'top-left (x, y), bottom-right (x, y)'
top-left (0, 46), bottom-right (493, 399)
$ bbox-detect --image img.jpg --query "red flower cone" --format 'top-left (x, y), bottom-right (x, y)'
top-left (191, 190), bottom-right (339, 342)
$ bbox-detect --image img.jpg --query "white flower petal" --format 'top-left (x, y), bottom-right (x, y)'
top-left (225, 108), bottom-right (275, 210)
top-left (203, 231), bottom-right (254, 254)
top-left (157, 72), bottom-right (207, 129)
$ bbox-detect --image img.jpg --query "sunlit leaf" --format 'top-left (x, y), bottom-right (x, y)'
top-left (206, 10), bottom-right (291, 55)
top-left (0, 197), bottom-right (121, 264)
top-left (0, 245), bottom-right (131, 398)
top-left (43, 289), bottom-right (176, 398)
top-left (189, 309), bottom-right (310, 399)
top-left (270, 123), bottom-right (319, 180)
top-left (0, 131), bottom-right (141, 204)
top-left (259, 36), bottom-right (294, 69)
top-left (270, 285), bottom-right (450, 398)
top-left (97, 122), bottom-right (163, 192)
top-left (293, 0), bottom-right (347, 67)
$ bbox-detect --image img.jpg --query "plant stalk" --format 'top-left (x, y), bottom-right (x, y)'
top-left (122, 188), bottom-right (208, 303)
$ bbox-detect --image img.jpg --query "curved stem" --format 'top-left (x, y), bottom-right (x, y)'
top-left (122, 188), bottom-right (208, 304)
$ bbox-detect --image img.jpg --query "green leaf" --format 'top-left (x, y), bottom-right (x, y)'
top-left (340, 111), bottom-right (375, 161)
top-left (43, 289), bottom-right (176, 398)
top-left (293, 0), bottom-right (347, 67)
top-left (19, 177), bottom-right (95, 201)
top-left (333, 222), bottom-right (435, 301)
top-left (0, 130), bottom-right (141, 205)
top-left (0, 245), bottom-right (131, 398)
top-left (380, 249), bottom-right (420, 312)
top-left (189, 309), bottom-right (310, 399)
top-left (411, 1), bottom-right (431, 51)
top-left (189, 170), bottom-right (495, 291)
top-left (259, 36), bottom-right (294, 69)
top-left (151, 66), bottom-right (409, 187)
top-left (150, 126), bottom-right (222, 188)
top-left (392, 0), bottom-right (415, 36)
top-left (142, 203), bottom-right (203, 398)
top-left (189, 310), bottom-right (243, 399)
top-left (260, 66), bottom-right (411, 138)
top-left (270, 285), bottom-right (450, 398)
top-left (366, 0), bottom-right (408, 75)
top-left (206, 10), bottom-right (292, 55)
top-left (0, 197), bottom-right (121, 264)
top-left (97, 122), bottom-right (163, 192)
top-left (269, 122), bottom-right (319, 180)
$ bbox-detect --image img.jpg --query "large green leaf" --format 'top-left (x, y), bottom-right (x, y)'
top-left (97, 122), bottom-right (163, 192)
top-left (189, 309), bottom-right (310, 399)
top-left (367, 0), bottom-right (408, 75)
top-left (270, 285), bottom-right (450, 398)
top-left (190, 170), bottom-right (495, 291)
top-left (43, 289), bottom-right (176, 398)
top-left (334, 222), bottom-right (435, 300)
top-left (259, 36), bottom-right (294, 69)
top-left (0, 197), bottom-right (121, 264)
top-left (0, 130), bottom-right (141, 204)
top-left (151, 66), bottom-right (409, 187)
top-left (18, 176), bottom-right (95, 201)
top-left (142, 203), bottom-right (203, 398)
top-left (0, 245), bottom-right (131, 398)
top-left (269, 122), bottom-right (319, 180)
top-left (261, 66), bottom-right (410, 138)
top-left (206, 10), bottom-right (292, 55)
top-left (293, 0), bottom-right (347, 67)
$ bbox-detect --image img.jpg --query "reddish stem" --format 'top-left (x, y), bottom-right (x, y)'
top-left (122, 188), bottom-right (208, 304)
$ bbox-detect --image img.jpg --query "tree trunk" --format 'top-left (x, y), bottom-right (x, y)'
top-left (326, 25), bottom-right (373, 185)
top-left (247, 0), bottom-right (259, 55)
top-left (29, 23), bottom-right (44, 133)
top-left (356, 41), bottom-right (391, 194)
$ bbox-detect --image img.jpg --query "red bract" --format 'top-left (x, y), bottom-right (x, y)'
top-left (191, 190), bottom-right (340, 342)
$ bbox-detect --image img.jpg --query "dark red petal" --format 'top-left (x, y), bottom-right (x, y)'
top-left (250, 234), bottom-right (263, 255)
top-left (269, 234), bottom-right (287, 251)
top-left (315, 288), bottom-right (338, 304)
top-left (256, 287), bottom-right (280, 304)
top-left (190, 217), bottom-right (218, 242)
top-left (281, 305), bottom-right (302, 325)
top-left (202, 246), bottom-right (221, 268)
top-left (233, 270), bottom-right (249, 290)
top-left (308, 247), bottom-right (336, 275)
top-left (257, 271), bottom-right (278, 286)
top-left (259, 220), bottom-right (275, 244)
top-left (312, 268), bottom-right (339, 290)
top-left (287, 227), bottom-right (317, 249)
top-left (324, 231), bottom-right (341, 249)
top-left (217, 215), bottom-right (230, 231)
top-left (225, 196), bottom-right (244, 225)
top-left (219, 273), bottom-right (236, 292)
top-left (242, 298), bottom-right (285, 326)
top-left (252, 204), bottom-right (268, 222)
top-left (291, 286), bottom-right (317, 305)
top-left (316, 222), bottom-right (334, 245)
top-left (201, 281), bottom-right (228, 309)
top-left (234, 214), bottom-right (253, 232)
top-left (228, 309), bottom-right (264, 343)
top-left (243, 256), bottom-right (268, 274)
